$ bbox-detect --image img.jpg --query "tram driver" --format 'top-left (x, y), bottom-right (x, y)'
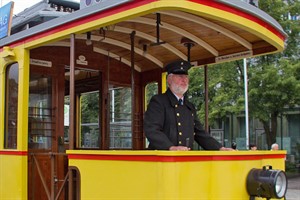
top-left (144, 60), bottom-right (232, 151)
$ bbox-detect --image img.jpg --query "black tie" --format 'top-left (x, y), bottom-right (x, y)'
top-left (179, 99), bottom-right (183, 105)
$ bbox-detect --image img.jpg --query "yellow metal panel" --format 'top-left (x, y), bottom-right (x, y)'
top-left (0, 153), bottom-right (27, 200)
top-left (0, 47), bottom-right (29, 199)
top-left (67, 150), bottom-right (286, 200)
top-left (162, 72), bottom-right (167, 93)
top-left (15, 47), bottom-right (30, 151)
top-left (11, 1), bottom-right (284, 55)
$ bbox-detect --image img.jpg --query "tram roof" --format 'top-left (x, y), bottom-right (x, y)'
top-left (0, 0), bottom-right (287, 71)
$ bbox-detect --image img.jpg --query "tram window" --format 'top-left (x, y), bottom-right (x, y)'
top-left (64, 96), bottom-right (70, 144)
top-left (4, 63), bottom-right (19, 149)
top-left (109, 86), bottom-right (132, 149)
top-left (28, 76), bottom-right (53, 150)
top-left (144, 82), bottom-right (158, 148)
top-left (78, 91), bottom-right (100, 148)
top-left (145, 82), bottom-right (158, 108)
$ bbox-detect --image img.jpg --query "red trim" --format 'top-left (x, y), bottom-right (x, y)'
top-left (6, 0), bottom-right (156, 48)
top-left (68, 153), bottom-right (285, 162)
top-left (0, 151), bottom-right (28, 156)
top-left (4, 0), bottom-right (285, 49)
top-left (189, 0), bottom-right (286, 41)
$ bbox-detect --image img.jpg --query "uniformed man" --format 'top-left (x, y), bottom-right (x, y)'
top-left (144, 60), bottom-right (232, 151)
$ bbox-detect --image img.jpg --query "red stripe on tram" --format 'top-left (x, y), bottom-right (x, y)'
top-left (188, 0), bottom-right (286, 41)
top-left (68, 153), bottom-right (285, 162)
top-left (0, 151), bottom-right (28, 156)
top-left (7, 0), bottom-right (157, 48)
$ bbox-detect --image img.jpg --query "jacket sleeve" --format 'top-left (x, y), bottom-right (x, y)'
top-left (144, 95), bottom-right (174, 150)
top-left (193, 107), bottom-right (222, 150)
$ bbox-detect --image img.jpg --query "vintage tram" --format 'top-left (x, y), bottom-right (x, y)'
top-left (0, 0), bottom-right (288, 199)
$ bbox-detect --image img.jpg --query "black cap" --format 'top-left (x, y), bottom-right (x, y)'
top-left (165, 60), bottom-right (192, 75)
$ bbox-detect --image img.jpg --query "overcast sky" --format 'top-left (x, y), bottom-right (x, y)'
top-left (1, 0), bottom-right (80, 14)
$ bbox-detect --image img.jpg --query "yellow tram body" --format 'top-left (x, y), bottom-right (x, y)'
top-left (0, 0), bottom-right (288, 199)
top-left (67, 150), bottom-right (286, 200)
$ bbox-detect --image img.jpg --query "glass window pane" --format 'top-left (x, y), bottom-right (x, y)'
top-left (28, 76), bottom-right (53, 150)
top-left (144, 82), bottom-right (158, 148)
top-left (4, 63), bottom-right (19, 149)
top-left (145, 82), bottom-right (158, 107)
top-left (109, 87), bottom-right (132, 149)
top-left (78, 91), bottom-right (100, 148)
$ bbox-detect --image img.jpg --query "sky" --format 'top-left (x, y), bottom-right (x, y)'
top-left (1, 0), bottom-right (80, 14)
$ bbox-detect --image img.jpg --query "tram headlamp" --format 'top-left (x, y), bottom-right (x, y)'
top-left (246, 165), bottom-right (287, 199)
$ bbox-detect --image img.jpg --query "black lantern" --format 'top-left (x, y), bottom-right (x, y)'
top-left (246, 165), bottom-right (287, 200)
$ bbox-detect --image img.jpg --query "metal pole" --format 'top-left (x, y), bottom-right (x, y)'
top-left (204, 65), bottom-right (209, 133)
top-left (243, 58), bottom-right (249, 149)
top-left (68, 33), bottom-right (75, 200)
top-left (69, 34), bottom-right (75, 150)
top-left (130, 31), bottom-right (136, 148)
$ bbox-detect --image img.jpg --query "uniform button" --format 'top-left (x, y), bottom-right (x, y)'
top-left (179, 141), bottom-right (182, 144)
top-left (178, 122), bottom-right (181, 126)
top-left (175, 105), bottom-right (178, 108)
top-left (179, 132), bottom-right (182, 135)
top-left (192, 113), bottom-right (194, 116)
top-left (177, 113), bottom-right (180, 117)
top-left (194, 132), bottom-right (195, 135)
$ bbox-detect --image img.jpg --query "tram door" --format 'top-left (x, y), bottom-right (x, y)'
top-left (28, 66), bottom-right (67, 200)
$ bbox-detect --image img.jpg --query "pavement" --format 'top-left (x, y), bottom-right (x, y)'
top-left (286, 175), bottom-right (300, 200)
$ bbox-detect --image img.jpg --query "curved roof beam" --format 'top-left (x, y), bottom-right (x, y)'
top-left (127, 17), bottom-right (219, 56)
top-left (114, 26), bottom-right (186, 60)
top-left (76, 34), bottom-right (164, 68)
top-left (160, 11), bottom-right (252, 50)
top-left (93, 47), bottom-right (141, 72)
top-left (48, 41), bottom-right (141, 71)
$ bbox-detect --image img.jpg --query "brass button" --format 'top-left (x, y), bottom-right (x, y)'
top-left (178, 122), bottom-right (181, 126)
top-left (179, 141), bottom-right (182, 144)
top-left (175, 105), bottom-right (178, 108)
top-left (179, 132), bottom-right (182, 135)
top-left (177, 113), bottom-right (180, 117)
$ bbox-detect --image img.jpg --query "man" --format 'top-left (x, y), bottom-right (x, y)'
top-left (271, 143), bottom-right (279, 150)
top-left (144, 60), bottom-right (232, 151)
top-left (249, 144), bottom-right (257, 151)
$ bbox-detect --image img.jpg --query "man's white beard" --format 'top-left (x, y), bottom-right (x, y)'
top-left (172, 83), bottom-right (188, 96)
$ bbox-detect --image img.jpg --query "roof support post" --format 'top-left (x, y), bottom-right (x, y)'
top-left (130, 31), bottom-right (136, 149)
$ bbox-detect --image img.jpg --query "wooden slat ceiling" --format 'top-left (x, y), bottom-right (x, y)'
top-left (50, 9), bottom-right (281, 72)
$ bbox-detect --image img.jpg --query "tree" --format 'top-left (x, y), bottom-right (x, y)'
top-left (248, 0), bottom-right (300, 147)
top-left (188, 0), bottom-right (300, 148)
top-left (248, 59), bottom-right (300, 147)
top-left (188, 61), bottom-right (246, 127)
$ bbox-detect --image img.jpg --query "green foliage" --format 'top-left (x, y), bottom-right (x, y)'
top-left (187, 1), bottom-right (300, 147)
top-left (81, 92), bottom-right (100, 123)
top-left (188, 61), bottom-right (246, 124)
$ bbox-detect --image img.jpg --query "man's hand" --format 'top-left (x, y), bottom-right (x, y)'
top-left (169, 146), bottom-right (191, 151)
top-left (219, 147), bottom-right (235, 151)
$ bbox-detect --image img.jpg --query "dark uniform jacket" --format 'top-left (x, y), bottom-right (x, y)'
top-left (144, 89), bottom-right (222, 150)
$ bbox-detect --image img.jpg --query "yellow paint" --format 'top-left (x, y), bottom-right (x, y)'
top-left (153, 1), bottom-right (285, 53)
top-left (162, 72), bottom-right (167, 93)
top-left (10, 0), bottom-right (284, 56)
top-left (15, 48), bottom-right (30, 151)
top-left (68, 150), bottom-right (286, 200)
top-left (0, 47), bottom-right (29, 199)
top-left (0, 154), bottom-right (27, 200)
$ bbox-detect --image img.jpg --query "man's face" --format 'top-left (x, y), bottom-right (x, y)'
top-left (167, 74), bottom-right (189, 96)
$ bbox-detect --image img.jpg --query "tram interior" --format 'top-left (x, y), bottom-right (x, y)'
top-left (20, 5), bottom-right (285, 199)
